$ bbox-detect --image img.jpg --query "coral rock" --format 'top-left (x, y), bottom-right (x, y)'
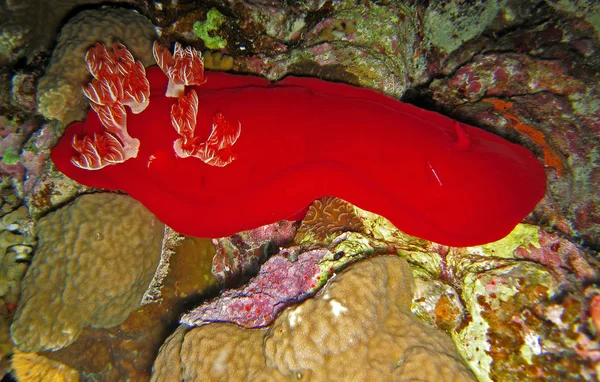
top-left (295, 196), bottom-right (365, 243)
top-left (153, 256), bottom-right (476, 381)
top-left (37, 8), bottom-right (156, 123)
top-left (211, 220), bottom-right (297, 286)
top-left (34, 237), bottom-right (219, 381)
top-left (0, 0), bottom-right (107, 64)
top-left (10, 193), bottom-right (164, 352)
top-left (11, 350), bottom-right (79, 382)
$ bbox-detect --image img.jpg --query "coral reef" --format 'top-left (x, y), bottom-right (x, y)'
top-left (140, 226), bottom-right (183, 304)
top-left (156, 1), bottom-right (427, 95)
top-left (188, 197), bottom-right (403, 329)
top-left (0, 205), bottom-right (33, 374)
top-left (0, 0), bottom-right (107, 64)
top-left (10, 193), bottom-right (164, 352)
top-left (0, 231), bottom-right (31, 307)
top-left (426, 2), bottom-right (600, 248)
top-left (0, 116), bottom-right (43, 197)
top-left (398, 223), bottom-right (599, 381)
top-left (211, 220), bottom-right (297, 285)
top-left (38, 237), bottom-right (219, 381)
top-left (153, 256), bottom-right (476, 381)
top-left (203, 51), bottom-right (234, 71)
top-left (11, 350), bottom-right (79, 382)
top-left (547, 0), bottom-right (600, 38)
top-left (424, 0), bottom-right (512, 56)
top-left (182, 248), bottom-right (329, 328)
top-left (1, 59), bottom-right (67, 216)
top-left (176, 194), bottom-right (600, 380)
top-left (37, 7), bottom-right (156, 123)
top-left (0, 0), bottom-right (596, 380)
top-left (0, 313), bottom-right (10, 379)
top-left (295, 196), bottom-right (365, 243)
top-left (21, 121), bottom-right (82, 218)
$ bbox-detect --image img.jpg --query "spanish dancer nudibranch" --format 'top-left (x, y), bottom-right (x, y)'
top-left (51, 42), bottom-right (547, 247)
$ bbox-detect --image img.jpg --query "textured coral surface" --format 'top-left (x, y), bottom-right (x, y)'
top-left (10, 193), bottom-right (163, 352)
top-left (0, 0), bottom-right (598, 380)
top-left (153, 256), bottom-right (476, 381)
top-left (37, 7), bottom-right (156, 123)
top-left (425, 2), bottom-right (600, 248)
top-left (36, 237), bottom-right (219, 381)
top-left (182, 249), bottom-right (328, 328)
top-left (11, 350), bottom-right (79, 382)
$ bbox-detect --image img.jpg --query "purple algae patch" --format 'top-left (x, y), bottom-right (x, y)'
top-left (211, 220), bottom-right (297, 286)
top-left (181, 249), bottom-right (328, 328)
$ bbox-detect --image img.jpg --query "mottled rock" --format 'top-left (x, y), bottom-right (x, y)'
top-left (0, 0), bottom-right (107, 64)
top-left (211, 220), bottom-right (296, 286)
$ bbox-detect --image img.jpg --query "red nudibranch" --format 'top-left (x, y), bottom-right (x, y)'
top-left (51, 42), bottom-right (547, 247)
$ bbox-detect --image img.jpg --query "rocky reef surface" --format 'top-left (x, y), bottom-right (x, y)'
top-left (0, 0), bottom-right (599, 380)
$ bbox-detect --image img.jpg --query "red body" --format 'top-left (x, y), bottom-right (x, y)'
top-left (51, 67), bottom-right (546, 246)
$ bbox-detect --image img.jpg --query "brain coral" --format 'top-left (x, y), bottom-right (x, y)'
top-left (37, 7), bottom-right (156, 123)
top-left (295, 196), bottom-right (365, 243)
top-left (152, 256), bottom-right (476, 381)
top-left (10, 193), bottom-right (164, 352)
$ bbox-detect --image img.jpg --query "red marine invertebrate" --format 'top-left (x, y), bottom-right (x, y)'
top-left (153, 41), bottom-right (206, 97)
top-left (51, 42), bottom-right (546, 247)
top-left (71, 43), bottom-right (149, 169)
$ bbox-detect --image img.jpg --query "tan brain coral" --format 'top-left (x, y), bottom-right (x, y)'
top-left (37, 7), bottom-right (156, 123)
top-left (295, 196), bottom-right (365, 243)
top-left (152, 256), bottom-right (476, 381)
top-left (10, 193), bottom-right (164, 352)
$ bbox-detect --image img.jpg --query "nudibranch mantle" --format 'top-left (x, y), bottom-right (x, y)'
top-left (51, 43), bottom-right (546, 247)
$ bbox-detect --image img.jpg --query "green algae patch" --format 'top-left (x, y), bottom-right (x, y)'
top-left (193, 8), bottom-right (227, 50)
top-left (475, 224), bottom-right (541, 259)
top-left (424, 0), bottom-right (508, 54)
top-left (2, 147), bottom-right (20, 165)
